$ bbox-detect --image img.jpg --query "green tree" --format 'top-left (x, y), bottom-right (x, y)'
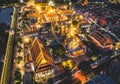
top-left (14, 68), bottom-right (22, 81)
top-left (15, 81), bottom-right (21, 84)
top-left (52, 45), bottom-right (66, 56)
top-left (17, 48), bottom-right (22, 53)
top-left (17, 56), bottom-right (23, 64)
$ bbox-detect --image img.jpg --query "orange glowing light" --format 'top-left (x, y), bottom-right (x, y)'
top-left (23, 37), bottom-right (30, 43)
top-left (82, 0), bottom-right (88, 6)
top-left (67, 25), bottom-right (78, 38)
top-left (79, 15), bottom-right (84, 20)
top-left (74, 71), bottom-right (87, 84)
top-left (36, 6), bottom-right (41, 10)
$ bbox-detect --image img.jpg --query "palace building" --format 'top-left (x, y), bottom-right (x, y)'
top-left (28, 6), bottom-right (68, 24)
top-left (89, 30), bottom-right (113, 50)
top-left (30, 37), bottom-right (55, 82)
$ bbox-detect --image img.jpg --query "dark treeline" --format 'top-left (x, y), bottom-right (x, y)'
top-left (0, 0), bottom-right (18, 5)
top-left (0, 23), bottom-right (9, 57)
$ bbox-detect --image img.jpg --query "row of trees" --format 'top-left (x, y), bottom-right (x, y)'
top-left (14, 68), bottom-right (22, 84)
top-left (14, 18), bottom-right (23, 84)
top-left (16, 25), bottom-right (23, 64)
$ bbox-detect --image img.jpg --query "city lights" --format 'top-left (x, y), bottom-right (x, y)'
top-left (20, 0), bottom-right (24, 3)
top-left (116, 42), bottom-right (120, 49)
top-left (23, 36), bottom-right (30, 43)
top-left (36, 5), bottom-right (41, 11)
top-left (79, 15), bottom-right (84, 20)
top-left (48, 0), bottom-right (55, 6)
top-left (1, 0), bottom-right (120, 84)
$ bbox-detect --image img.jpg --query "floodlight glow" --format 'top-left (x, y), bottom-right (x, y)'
top-left (48, 0), bottom-right (55, 6)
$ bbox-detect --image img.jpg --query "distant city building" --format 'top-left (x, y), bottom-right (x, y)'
top-left (108, 0), bottom-right (120, 4)
top-left (30, 37), bottom-right (55, 82)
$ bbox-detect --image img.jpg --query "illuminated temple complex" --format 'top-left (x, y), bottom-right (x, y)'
top-left (30, 37), bottom-right (55, 82)
top-left (22, 4), bottom-right (74, 35)
top-left (64, 25), bottom-right (86, 57)
top-left (28, 5), bottom-right (68, 24)
top-left (65, 36), bottom-right (86, 57)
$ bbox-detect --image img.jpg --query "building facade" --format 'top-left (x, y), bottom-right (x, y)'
top-left (30, 37), bottom-right (55, 82)
top-left (89, 30), bottom-right (113, 50)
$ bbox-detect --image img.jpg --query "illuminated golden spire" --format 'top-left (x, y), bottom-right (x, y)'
top-left (45, 6), bottom-right (55, 14)
top-left (30, 37), bottom-right (55, 72)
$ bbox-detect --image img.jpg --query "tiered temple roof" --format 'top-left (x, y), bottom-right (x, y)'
top-left (30, 37), bottom-right (55, 73)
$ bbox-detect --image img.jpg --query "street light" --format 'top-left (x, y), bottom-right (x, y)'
top-left (20, 0), bottom-right (24, 3)
top-left (48, 0), bottom-right (55, 6)
top-left (79, 15), bottom-right (84, 20)
top-left (23, 36), bottom-right (30, 43)
top-left (69, 2), bottom-right (72, 5)
top-left (36, 5), bottom-right (41, 11)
